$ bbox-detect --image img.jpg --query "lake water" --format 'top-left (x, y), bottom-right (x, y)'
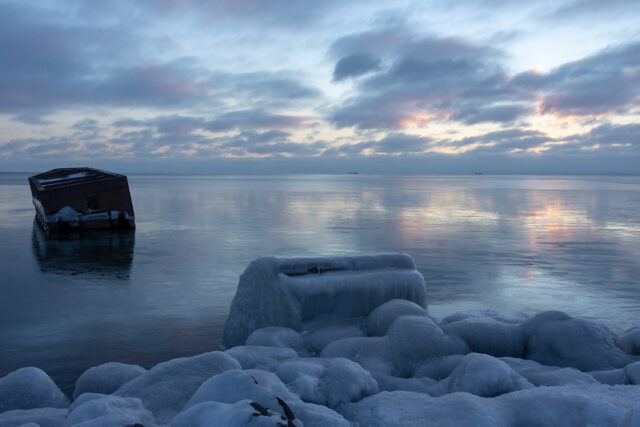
top-left (1, 173), bottom-right (640, 394)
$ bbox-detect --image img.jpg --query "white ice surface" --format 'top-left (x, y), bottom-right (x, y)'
top-left (522, 311), bottom-right (633, 371)
top-left (0, 367), bottom-right (69, 412)
top-left (275, 357), bottom-right (379, 408)
top-left (223, 254), bottom-right (426, 347)
top-left (246, 327), bottom-right (307, 355)
top-left (172, 399), bottom-right (301, 427)
top-left (64, 395), bottom-right (156, 427)
top-left (0, 408), bottom-right (67, 427)
top-left (114, 351), bottom-right (240, 423)
top-left (366, 299), bottom-right (430, 336)
top-left (73, 362), bottom-right (146, 399)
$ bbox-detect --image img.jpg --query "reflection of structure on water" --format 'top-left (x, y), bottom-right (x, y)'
top-left (32, 221), bottom-right (135, 278)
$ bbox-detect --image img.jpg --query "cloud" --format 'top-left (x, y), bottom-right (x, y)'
top-left (328, 28), bottom-right (524, 129)
top-left (333, 53), bottom-right (382, 81)
top-left (512, 42), bottom-right (640, 117)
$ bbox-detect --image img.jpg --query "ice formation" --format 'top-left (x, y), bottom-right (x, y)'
top-left (2, 254), bottom-right (640, 426)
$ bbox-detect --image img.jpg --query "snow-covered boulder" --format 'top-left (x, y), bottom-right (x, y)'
top-left (621, 328), bottom-right (640, 355)
top-left (387, 315), bottom-right (468, 375)
top-left (321, 336), bottom-right (394, 377)
top-left (276, 358), bottom-right (379, 408)
top-left (64, 395), bottom-right (156, 426)
top-left (522, 311), bottom-right (633, 371)
top-left (0, 408), bottom-right (67, 427)
top-left (73, 362), bottom-right (146, 399)
top-left (114, 351), bottom-right (240, 422)
top-left (367, 299), bottom-right (430, 336)
top-left (185, 369), bottom-right (296, 413)
top-left (440, 353), bottom-right (533, 397)
top-left (339, 385), bottom-right (640, 427)
top-left (624, 361), bottom-right (640, 385)
top-left (172, 399), bottom-right (301, 427)
top-left (246, 327), bottom-right (306, 355)
top-left (441, 310), bottom-right (527, 358)
top-left (223, 254), bottom-right (426, 347)
top-left (500, 357), bottom-right (599, 386)
top-left (225, 346), bottom-right (298, 371)
top-left (303, 321), bottom-right (365, 354)
top-left (589, 368), bottom-right (628, 385)
top-left (0, 367), bottom-right (69, 412)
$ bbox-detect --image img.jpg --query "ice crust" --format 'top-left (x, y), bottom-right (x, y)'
top-left (2, 254), bottom-right (640, 426)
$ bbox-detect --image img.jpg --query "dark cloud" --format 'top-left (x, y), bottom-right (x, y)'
top-left (450, 104), bottom-right (532, 125)
top-left (0, 2), bottom-right (320, 122)
top-left (205, 110), bottom-right (309, 132)
top-left (333, 53), bottom-right (381, 81)
top-left (436, 128), bottom-right (553, 153)
top-left (565, 123), bottom-right (640, 150)
top-left (329, 29), bottom-right (524, 129)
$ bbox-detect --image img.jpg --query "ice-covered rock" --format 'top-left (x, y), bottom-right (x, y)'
top-left (413, 355), bottom-right (465, 381)
top-left (276, 357), bottom-right (379, 408)
top-left (366, 299), bottom-right (430, 336)
top-left (246, 327), bottom-right (306, 355)
top-left (285, 400), bottom-right (350, 427)
top-left (0, 367), bottom-right (69, 412)
top-left (73, 362), bottom-right (146, 399)
top-left (223, 254), bottom-right (426, 347)
top-left (172, 399), bottom-right (301, 427)
top-left (522, 311), bottom-right (633, 371)
top-left (442, 310), bottom-right (526, 358)
top-left (589, 368), bottom-right (628, 385)
top-left (321, 336), bottom-right (394, 377)
top-left (621, 328), bottom-right (640, 355)
top-left (64, 395), bottom-right (156, 426)
top-left (440, 353), bottom-right (533, 397)
top-left (114, 351), bottom-right (240, 422)
top-left (500, 357), bottom-right (599, 386)
top-left (624, 361), bottom-right (640, 385)
top-left (185, 369), bottom-right (296, 413)
top-left (303, 321), bottom-right (365, 354)
top-left (225, 346), bottom-right (298, 371)
top-left (387, 315), bottom-right (468, 375)
top-left (0, 408), bottom-right (67, 427)
top-left (339, 385), bottom-right (640, 427)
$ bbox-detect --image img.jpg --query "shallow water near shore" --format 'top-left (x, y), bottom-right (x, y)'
top-left (1, 173), bottom-right (640, 394)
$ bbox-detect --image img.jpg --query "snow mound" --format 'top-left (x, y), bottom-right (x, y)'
top-left (225, 346), bottom-right (298, 371)
top-left (64, 395), bottom-right (156, 426)
top-left (622, 328), bottom-right (640, 355)
top-left (114, 351), bottom-right (240, 422)
top-left (223, 254), bottom-right (426, 347)
top-left (440, 353), bottom-right (533, 397)
top-left (522, 311), bottom-right (633, 371)
top-left (500, 357), bottom-right (599, 386)
top-left (185, 369), bottom-right (296, 413)
top-left (321, 336), bottom-right (394, 377)
top-left (303, 321), bottom-right (365, 354)
top-left (387, 315), bottom-right (468, 375)
top-left (339, 385), bottom-right (640, 427)
top-left (625, 361), bottom-right (640, 385)
top-left (0, 367), bottom-right (69, 412)
top-left (276, 358), bottom-right (379, 408)
top-left (0, 408), bottom-right (67, 427)
top-left (367, 299), bottom-right (430, 336)
top-left (172, 399), bottom-right (301, 427)
top-left (442, 310), bottom-right (526, 358)
top-left (73, 362), bottom-right (146, 399)
top-left (246, 327), bottom-right (306, 355)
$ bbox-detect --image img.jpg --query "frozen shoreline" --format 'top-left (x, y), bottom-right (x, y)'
top-left (2, 254), bottom-right (640, 426)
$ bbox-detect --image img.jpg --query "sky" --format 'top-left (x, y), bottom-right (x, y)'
top-left (1, 0), bottom-right (639, 174)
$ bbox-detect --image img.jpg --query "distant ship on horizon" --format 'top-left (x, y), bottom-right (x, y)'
top-left (347, 171), bottom-right (359, 175)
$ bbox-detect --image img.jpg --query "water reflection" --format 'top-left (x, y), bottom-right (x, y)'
top-left (31, 220), bottom-right (134, 279)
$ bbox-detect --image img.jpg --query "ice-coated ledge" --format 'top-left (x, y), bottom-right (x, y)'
top-left (2, 254), bottom-right (640, 426)
top-left (223, 254), bottom-right (427, 348)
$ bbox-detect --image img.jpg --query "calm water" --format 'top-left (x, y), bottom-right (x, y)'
top-left (1, 174), bottom-right (640, 394)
